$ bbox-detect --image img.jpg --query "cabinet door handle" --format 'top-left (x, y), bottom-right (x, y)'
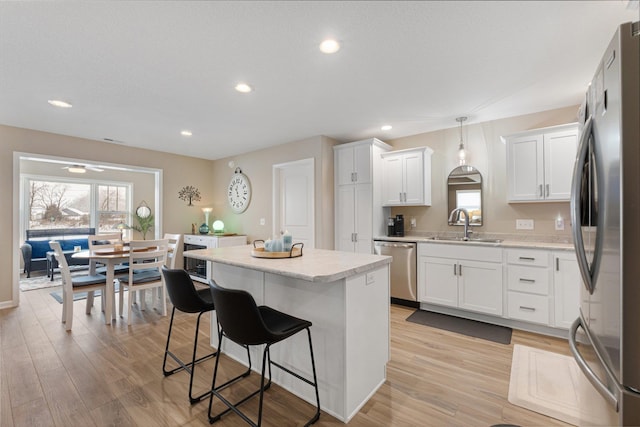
top-left (545, 184), bottom-right (550, 197)
top-left (458, 264), bottom-right (462, 276)
top-left (519, 278), bottom-right (536, 283)
top-left (519, 256), bottom-right (535, 261)
top-left (556, 257), bottom-right (560, 271)
top-left (519, 306), bottom-right (536, 312)
top-left (453, 264), bottom-right (457, 276)
top-left (404, 192), bottom-right (407, 202)
top-left (354, 172), bottom-right (358, 182)
top-left (539, 184), bottom-right (543, 197)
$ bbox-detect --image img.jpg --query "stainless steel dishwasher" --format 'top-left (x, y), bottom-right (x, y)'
top-left (374, 240), bottom-right (418, 306)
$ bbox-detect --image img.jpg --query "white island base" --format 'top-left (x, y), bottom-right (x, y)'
top-left (186, 247), bottom-right (390, 422)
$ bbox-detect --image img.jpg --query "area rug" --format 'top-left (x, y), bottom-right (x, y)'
top-left (509, 345), bottom-right (583, 425)
top-left (19, 267), bottom-right (90, 291)
top-left (406, 310), bottom-right (512, 344)
top-left (49, 282), bottom-right (125, 303)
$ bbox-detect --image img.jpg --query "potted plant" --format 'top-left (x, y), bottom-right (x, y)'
top-left (127, 210), bottom-right (154, 240)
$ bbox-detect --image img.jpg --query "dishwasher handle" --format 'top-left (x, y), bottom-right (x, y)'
top-left (374, 242), bottom-right (415, 249)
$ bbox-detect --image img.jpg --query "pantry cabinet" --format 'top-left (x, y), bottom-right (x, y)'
top-left (418, 243), bottom-right (503, 316)
top-left (505, 123), bottom-right (578, 202)
top-left (381, 147), bottom-right (433, 206)
top-left (334, 138), bottom-right (391, 253)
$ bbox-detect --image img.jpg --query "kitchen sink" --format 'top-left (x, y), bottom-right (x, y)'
top-left (427, 236), bottom-right (503, 244)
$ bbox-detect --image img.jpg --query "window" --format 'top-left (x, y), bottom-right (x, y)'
top-left (24, 176), bottom-right (131, 235)
top-left (97, 184), bottom-right (129, 234)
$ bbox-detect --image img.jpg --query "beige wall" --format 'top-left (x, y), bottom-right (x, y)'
top-left (2, 124), bottom-right (214, 304)
top-left (387, 105), bottom-right (579, 237)
top-left (2, 105), bottom-right (577, 306)
top-left (210, 135), bottom-right (339, 249)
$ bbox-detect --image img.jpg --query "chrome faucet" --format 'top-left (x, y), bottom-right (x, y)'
top-left (449, 208), bottom-right (471, 240)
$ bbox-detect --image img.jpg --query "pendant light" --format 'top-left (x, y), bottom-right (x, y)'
top-left (456, 116), bottom-right (468, 166)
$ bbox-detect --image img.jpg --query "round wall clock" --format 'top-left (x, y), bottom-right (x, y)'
top-left (228, 168), bottom-right (251, 213)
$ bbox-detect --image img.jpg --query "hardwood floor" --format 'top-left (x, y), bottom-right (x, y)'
top-left (1, 286), bottom-right (573, 426)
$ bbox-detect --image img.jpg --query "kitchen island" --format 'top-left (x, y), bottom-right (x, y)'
top-left (184, 245), bottom-right (391, 422)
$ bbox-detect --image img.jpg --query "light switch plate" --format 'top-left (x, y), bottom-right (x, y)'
top-left (555, 217), bottom-right (565, 230)
top-left (259, 218), bottom-right (265, 226)
top-left (516, 219), bottom-right (534, 230)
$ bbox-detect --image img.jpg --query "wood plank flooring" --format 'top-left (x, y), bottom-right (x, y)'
top-left (1, 286), bottom-right (573, 426)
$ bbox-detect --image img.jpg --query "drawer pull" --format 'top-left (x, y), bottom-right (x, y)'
top-left (519, 257), bottom-right (535, 261)
top-left (519, 306), bottom-right (536, 312)
top-left (519, 278), bottom-right (536, 283)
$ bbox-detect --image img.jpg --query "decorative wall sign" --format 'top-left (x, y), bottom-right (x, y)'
top-left (178, 186), bottom-right (201, 206)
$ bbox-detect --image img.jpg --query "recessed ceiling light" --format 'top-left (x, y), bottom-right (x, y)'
top-left (381, 125), bottom-right (392, 131)
top-left (319, 39), bottom-right (340, 54)
top-left (181, 130), bottom-right (193, 136)
top-left (48, 99), bottom-right (72, 108)
top-left (235, 83), bottom-right (252, 93)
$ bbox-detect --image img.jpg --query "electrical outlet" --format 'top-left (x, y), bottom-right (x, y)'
top-left (410, 217), bottom-right (417, 228)
top-left (516, 219), bottom-right (534, 230)
top-left (259, 218), bottom-right (265, 226)
top-left (555, 217), bottom-right (565, 231)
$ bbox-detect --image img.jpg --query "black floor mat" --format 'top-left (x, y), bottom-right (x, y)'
top-left (406, 310), bottom-right (512, 344)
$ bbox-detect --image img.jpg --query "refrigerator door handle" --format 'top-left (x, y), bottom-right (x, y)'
top-left (569, 316), bottom-right (619, 411)
top-left (570, 115), bottom-right (596, 294)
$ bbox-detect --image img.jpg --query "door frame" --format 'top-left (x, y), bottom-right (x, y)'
top-left (272, 158), bottom-right (315, 249)
top-left (10, 152), bottom-right (162, 309)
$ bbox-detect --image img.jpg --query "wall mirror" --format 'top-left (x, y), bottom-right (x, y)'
top-left (447, 165), bottom-right (482, 226)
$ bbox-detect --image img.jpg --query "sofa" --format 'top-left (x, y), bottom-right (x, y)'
top-left (20, 228), bottom-right (95, 278)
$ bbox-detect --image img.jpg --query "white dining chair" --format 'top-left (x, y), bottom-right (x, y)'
top-left (49, 241), bottom-right (107, 331)
top-left (145, 233), bottom-right (183, 310)
top-left (118, 239), bottom-right (169, 325)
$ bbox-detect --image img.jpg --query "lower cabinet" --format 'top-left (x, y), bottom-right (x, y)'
top-left (418, 243), bottom-right (581, 331)
top-left (506, 249), bottom-right (552, 325)
top-left (418, 244), bottom-right (503, 316)
top-left (552, 251), bottom-right (581, 329)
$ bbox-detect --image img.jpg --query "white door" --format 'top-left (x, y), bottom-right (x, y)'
top-left (458, 260), bottom-right (503, 316)
top-left (273, 158), bottom-right (315, 249)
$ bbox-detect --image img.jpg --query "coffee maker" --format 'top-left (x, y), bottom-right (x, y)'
top-left (394, 214), bottom-right (404, 237)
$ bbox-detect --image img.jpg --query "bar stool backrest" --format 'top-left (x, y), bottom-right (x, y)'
top-left (162, 266), bottom-right (210, 314)
top-left (209, 279), bottom-right (272, 346)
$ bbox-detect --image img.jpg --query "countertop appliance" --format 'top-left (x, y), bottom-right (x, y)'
top-left (374, 239), bottom-right (417, 306)
top-left (568, 21), bottom-right (640, 425)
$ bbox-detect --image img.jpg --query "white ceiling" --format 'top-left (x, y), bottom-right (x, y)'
top-left (1, 1), bottom-right (637, 160)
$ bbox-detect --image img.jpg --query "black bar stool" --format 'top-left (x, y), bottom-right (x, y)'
top-left (161, 267), bottom-right (250, 403)
top-left (207, 279), bottom-right (321, 426)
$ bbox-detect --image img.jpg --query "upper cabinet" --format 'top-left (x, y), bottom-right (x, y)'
top-left (505, 123), bottom-right (578, 202)
top-left (336, 142), bottom-right (376, 186)
top-left (381, 147), bottom-right (433, 206)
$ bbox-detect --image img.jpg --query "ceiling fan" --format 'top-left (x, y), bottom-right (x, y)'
top-left (62, 164), bottom-right (104, 174)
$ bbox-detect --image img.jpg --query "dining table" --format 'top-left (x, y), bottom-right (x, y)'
top-left (72, 247), bottom-right (130, 324)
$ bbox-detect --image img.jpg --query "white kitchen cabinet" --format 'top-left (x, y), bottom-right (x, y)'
top-left (334, 138), bottom-right (391, 253)
top-left (505, 123), bottom-right (578, 202)
top-left (506, 249), bottom-right (552, 325)
top-left (553, 251), bottom-right (581, 329)
top-left (381, 147), bottom-right (433, 206)
top-left (418, 243), bottom-right (503, 316)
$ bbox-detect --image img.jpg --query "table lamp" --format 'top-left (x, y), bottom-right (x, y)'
top-left (200, 208), bottom-right (213, 234)
top-left (212, 220), bottom-right (225, 234)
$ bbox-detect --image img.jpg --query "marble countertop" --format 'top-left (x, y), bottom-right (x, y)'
top-left (374, 233), bottom-right (575, 251)
top-left (184, 245), bottom-right (392, 283)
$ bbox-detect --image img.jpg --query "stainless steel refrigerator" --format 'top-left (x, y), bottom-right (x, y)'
top-left (569, 21), bottom-right (640, 426)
